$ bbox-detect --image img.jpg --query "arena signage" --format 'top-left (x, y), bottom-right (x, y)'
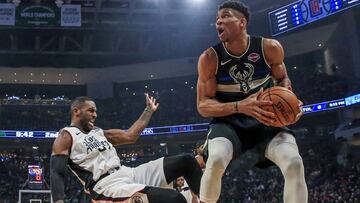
top-left (0, 3), bottom-right (81, 27)
top-left (269, 0), bottom-right (360, 36)
top-left (0, 3), bottom-right (15, 25)
top-left (16, 4), bottom-right (59, 27)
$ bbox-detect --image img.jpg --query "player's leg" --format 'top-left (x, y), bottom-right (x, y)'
top-left (133, 154), bottom-right (203, 196)
top-left (90, 171), bottom-right (187, 203)
top-left (265, 131), bottom-right (308, 203)
top-left (163, 154), bottom-right (203, 195)
top-left (199, 123), bottom-right (240, 203)
top-left (142, 186), bottom-right (188, 203)
top-left (101, 187), bottom-right (188, 203)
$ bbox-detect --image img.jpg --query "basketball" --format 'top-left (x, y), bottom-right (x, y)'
top-left (258, 86), bottom-right (301, 127)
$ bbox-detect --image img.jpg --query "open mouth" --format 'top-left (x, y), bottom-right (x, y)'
top-left (88, 120), bottom-right (95, 128)
top-left (217, 28), bottom-right (224, 35)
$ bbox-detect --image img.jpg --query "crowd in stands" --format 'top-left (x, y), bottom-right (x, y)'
top-left (1, 70), bottom-right (358, 131)
top-left (290, 70), bottom-right (351, 105)
top-left (0, 132), bottom-right (360, 202)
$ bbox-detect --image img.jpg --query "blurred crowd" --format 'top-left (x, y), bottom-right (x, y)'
top-left (0, 70), bottom-right (358, 131)
top-left (0, 134), bottom-right (359, 202)
top-left (290, 70), bottom-right (351, 105)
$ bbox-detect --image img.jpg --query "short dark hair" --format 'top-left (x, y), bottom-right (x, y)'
top-left (196, 140), bottom-right (205, 149)
top-left (70, 96), bottom-right (94, 113)
top-left (219, 0), bottom-right (250, 24)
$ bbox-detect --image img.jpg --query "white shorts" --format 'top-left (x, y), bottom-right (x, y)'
top-left (91, 157), bottom-right (170, 202)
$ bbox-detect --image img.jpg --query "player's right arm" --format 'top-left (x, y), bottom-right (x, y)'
top-left (197, 48), bottom-right (239, 117)
top-left (197, 48), bottom-right (275, 125)
top-left (50, 129), bottom-right (72, 203)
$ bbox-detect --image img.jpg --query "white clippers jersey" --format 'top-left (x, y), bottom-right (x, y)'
top-left (63, 126), bottom-right (121, 188)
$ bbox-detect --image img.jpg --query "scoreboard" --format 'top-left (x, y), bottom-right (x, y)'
top-left (28, 165), bottom-right (43, 184)
top-left (269, 0), bottom-right (360, 36)
top-left (28, 165), bottom-right (44, 189)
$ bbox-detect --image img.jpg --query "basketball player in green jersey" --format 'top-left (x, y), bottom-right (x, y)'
top-left (196, 1), bottom-right (307, 203)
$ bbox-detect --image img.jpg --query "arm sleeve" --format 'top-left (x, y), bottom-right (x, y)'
top-left (50, 154), bottom-right (69, 202)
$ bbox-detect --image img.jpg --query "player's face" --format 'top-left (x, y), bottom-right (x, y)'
top-left (176, 177), bottom-right (185, 187)
top-left (195, 145), bottom-right (204, 155)
top-left (216, 8), bottom-right (246, 42)
top-left (77, 101), bottom-right (97, 132)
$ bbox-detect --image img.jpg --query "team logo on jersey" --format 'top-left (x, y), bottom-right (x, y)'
top-left (248, 53), bottom-right (260, 62)
top-left (229, 63), bottom-right (254, 93)
top-left (83, 135), bottom-right (111, 154)
top-left (131, 195), bottom-right (144, 203)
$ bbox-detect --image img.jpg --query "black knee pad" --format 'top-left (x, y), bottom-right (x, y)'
top-left (164, 154), bottom-right (198, 179)
top-left (178, 154), bottom-right (198, 168)
top-left (167, 190), bottom-right (187, 203)
top-left (145, 187), bottom-right (187, 203)
top-left (163, 154), bottom-right (202, 196)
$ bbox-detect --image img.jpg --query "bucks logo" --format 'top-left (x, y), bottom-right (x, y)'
top-left (229, 63), bottom-right (254, 93)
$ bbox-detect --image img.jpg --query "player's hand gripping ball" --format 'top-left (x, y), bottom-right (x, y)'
top-left (258, 86), bottom-right (302, 127)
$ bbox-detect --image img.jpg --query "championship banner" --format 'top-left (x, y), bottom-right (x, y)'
top-left (15, 4), bottom-right (60, 27)
top-left (0, 3), bottom-right (15, 26)
top-left (61, 4), bottom-right (81, 27)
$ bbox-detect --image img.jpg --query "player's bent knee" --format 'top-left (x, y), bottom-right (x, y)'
top-left (179, 154), bottom-right (198, 166)
top-left (167, 189), bottom-right (188, 203)
top-left (284, 156), bottom-right (304, 177)
top-left (207, 152), bottom-right (230, 171)
top-left (144, 187), bottom-right (187, 203)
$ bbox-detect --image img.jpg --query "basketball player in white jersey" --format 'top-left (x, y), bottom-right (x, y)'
top-left (50, 95), bottom-right (203, 203)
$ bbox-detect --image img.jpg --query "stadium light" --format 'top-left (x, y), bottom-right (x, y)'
top-left (188, 0), bottom-right (206, 6)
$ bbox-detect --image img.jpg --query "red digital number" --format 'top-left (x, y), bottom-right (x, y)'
top-left (35, 173), bottom-right (42, 181)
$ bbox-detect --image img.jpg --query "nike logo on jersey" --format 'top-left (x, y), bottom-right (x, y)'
top-left (76, 132), bottom-right (81, 135)
top-left (221, 59), bottom-right (232, 66)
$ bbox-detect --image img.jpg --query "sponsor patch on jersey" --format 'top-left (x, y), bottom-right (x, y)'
top-left (248, 53), bottom-right (260, 62)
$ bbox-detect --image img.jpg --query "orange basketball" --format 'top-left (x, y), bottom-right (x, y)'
top-left (258, 86), bottom-right (300, 127)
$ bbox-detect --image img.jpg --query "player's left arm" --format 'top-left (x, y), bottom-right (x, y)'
top-left (263, 38), bottom-right (292, 91)
top-left (104, 93), bottom-right (159, 146)
top-left (264, 38), bottom-right (303, 123)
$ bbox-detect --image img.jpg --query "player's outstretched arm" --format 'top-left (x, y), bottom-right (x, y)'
top-left (104, 93), bottom-right (159, 146)
top-left (50, 129), bottom-right (72, 203)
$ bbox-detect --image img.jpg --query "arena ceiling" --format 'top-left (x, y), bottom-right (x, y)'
top-left (0, 0), bottom-right (352, 67)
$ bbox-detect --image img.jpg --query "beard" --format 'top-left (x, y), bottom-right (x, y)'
top-left (80, 117), bottom-right (92, 133)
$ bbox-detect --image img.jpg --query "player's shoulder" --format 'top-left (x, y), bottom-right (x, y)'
top-left (59, 127), bottom-right (71, 135)
top-left (263, 37), bottom-right (283, 50)
top-left (201, 47), bottom-right (217, 58)
top-left (52, 128), bottom-right (73, 154)
top-left (57, 128), bottom-right (73, 141)
top-left (93, 126), bottom-right (103, 133)
top-left (199, 47), bottom-right (218, 66)
top-left (61, 126), bottom-right (79, 135)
